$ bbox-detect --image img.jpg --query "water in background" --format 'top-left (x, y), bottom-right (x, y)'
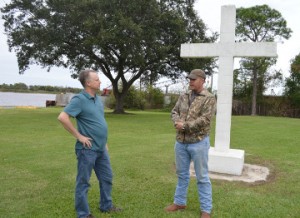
top-left (0, 92), bottom-right (56, 107)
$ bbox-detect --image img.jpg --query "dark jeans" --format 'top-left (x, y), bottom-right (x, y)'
top-left (75, 149), bottom-right (113, 218)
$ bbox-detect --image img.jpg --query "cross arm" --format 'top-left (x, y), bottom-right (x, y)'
top-left (180, 42), bottom-right (277, 58)
top-left (233, 42), bottom-right (277, 57)
top-left (181, 43), bottom-right (221, 58)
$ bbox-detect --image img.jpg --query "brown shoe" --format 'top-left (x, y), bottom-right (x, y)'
top-left (201, 211), bottom-right (211, 218)
top-left (165, 203), bottom-right (186, 212)
top-left (100, 205), bottom-right (122, 213)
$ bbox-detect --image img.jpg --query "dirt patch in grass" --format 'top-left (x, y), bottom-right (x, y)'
top-left (188, 161), bottom-right (276, 185)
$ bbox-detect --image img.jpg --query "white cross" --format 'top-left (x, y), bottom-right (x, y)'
top-left (181, 5), bottom-right (277, 175)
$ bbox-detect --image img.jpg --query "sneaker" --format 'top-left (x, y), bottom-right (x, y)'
top-left (165, 203), bottom-right (186, 212)
top-left (86, 214), bottom-right (95, 218)
top-left (100, 205), bottom-right (122, 213)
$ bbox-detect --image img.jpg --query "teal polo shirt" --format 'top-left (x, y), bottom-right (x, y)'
top-left (64, 90), bottom-right (108, 151)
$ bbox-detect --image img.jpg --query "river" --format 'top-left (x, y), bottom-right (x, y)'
top-left (0, 92), bottom-right (56, 107)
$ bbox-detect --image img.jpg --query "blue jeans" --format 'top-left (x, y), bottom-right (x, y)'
top-left (75, 149), bottom-right (113, 218)
top-left (174, 136), bottom-right (212, 213)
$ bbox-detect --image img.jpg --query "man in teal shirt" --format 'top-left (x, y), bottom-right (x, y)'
top-left (58, 69), bottom-right (121, 218)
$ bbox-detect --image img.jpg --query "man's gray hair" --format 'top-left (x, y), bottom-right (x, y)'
top-left (78, 69), bottom-right (97, 87)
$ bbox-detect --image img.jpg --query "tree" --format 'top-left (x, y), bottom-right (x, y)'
top-left (236, 4), bottom-right (292, 115)
top-left (233, 58), bottom-right (283, 100)
top-left (1, 0), bottom-right (216, 113)
top-left (233, 68), bottom-right (252, 100)
top-left (284, 53), bottom-right (300, 107)
top-left (13, 82), bottom-right (28, 90)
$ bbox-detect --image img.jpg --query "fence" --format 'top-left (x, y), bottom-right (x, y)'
top-left (232, 97), bottom-right (300, 118)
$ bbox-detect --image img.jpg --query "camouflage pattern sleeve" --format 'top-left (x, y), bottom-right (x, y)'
top-left (171, 95), bottom-right (182, 123)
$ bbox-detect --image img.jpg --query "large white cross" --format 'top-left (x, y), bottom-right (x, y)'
top-left (181, 5), bottom-right (277, 175)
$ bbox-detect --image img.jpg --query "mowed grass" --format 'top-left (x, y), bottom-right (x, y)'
top-left (0, 108), bottom-right (299, 218)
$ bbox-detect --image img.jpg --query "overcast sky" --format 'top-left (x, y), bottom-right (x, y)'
top-left (1, 0), bottom-right (299, 92)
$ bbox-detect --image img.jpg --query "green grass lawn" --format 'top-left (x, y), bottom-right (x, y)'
top-left (0, 108), bottom-right (299, 218)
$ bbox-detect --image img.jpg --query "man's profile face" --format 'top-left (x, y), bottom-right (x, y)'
top-left (189, 77), bottom-right (205, 92)
top-left (87, 72), bottom-right (101, 90)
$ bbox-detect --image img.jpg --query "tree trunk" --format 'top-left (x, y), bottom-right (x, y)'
top-left (251, 69), bottom-right (258, 116)
top-left (111, 80), bottom-right (131, 114)
top-left (113, 92), bottom-right (126, 114)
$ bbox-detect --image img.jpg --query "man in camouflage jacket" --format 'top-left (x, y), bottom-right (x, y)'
top-left (165, 69), bottom-right (216, 218)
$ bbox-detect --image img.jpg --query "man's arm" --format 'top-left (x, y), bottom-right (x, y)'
top-left (171, 95), bottom-right (186, 131)
top-left (58, 111), bottom-right (92, 148)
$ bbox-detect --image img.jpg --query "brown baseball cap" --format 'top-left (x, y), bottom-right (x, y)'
top-left (187, 69), bottom-right (206, 80)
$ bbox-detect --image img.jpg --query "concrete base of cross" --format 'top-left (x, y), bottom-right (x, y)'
top-left (208, 147), bottom-right (245, 175)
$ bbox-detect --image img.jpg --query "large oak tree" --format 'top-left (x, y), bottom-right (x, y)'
top-left (1, 0), bottom-right (216, 113)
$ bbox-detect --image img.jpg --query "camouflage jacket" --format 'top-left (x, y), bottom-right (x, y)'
top-left (171, 89), bottom-right (216, 143)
